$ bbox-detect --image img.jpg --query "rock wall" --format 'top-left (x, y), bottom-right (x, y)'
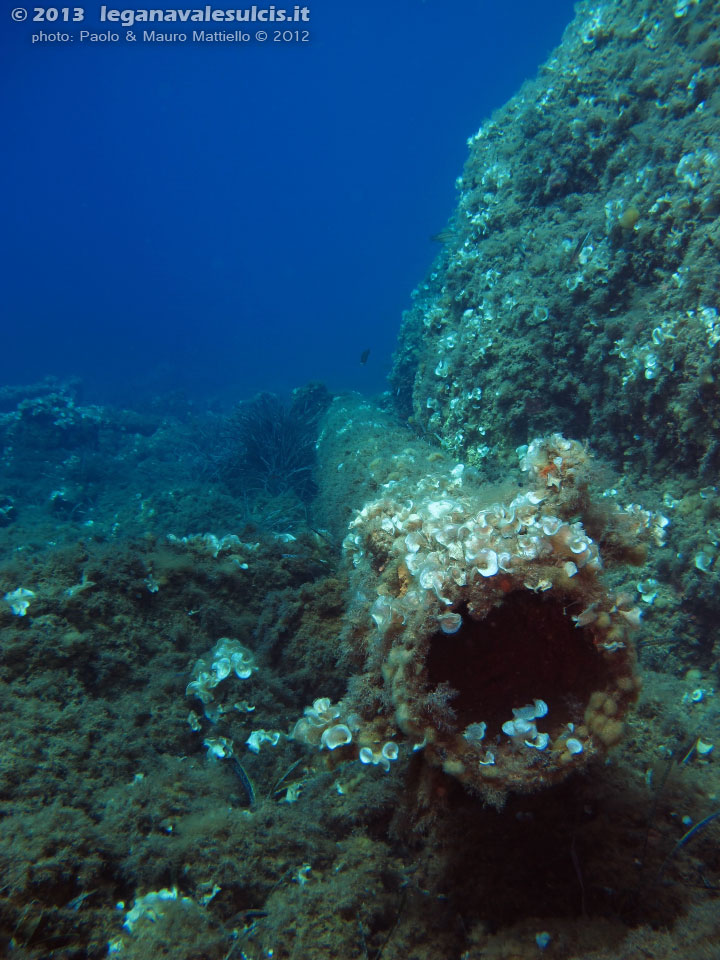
top-left (391, 0), bottom-right (720, 483)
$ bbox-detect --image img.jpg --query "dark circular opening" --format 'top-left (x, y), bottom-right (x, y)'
top-left (426, 591), bottom-right (608, 737)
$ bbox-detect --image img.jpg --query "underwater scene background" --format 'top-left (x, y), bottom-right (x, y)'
top-left (2, 0), bottom-right (720, 958)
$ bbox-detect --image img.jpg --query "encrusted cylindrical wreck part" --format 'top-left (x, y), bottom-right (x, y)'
top-left (302, 416), bottom-right (654, 802)
top-left (337, 471), bottom-right (642, 801)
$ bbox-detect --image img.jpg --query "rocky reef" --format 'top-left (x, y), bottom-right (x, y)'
top-left (391, 0), bottom-right (720, 485)
top-left (2, 0), bottom-right (720, 957)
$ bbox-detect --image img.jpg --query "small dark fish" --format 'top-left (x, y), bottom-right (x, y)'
top-left (309, 526), bottom-right (336, 547)
top-left (431, 227), bottom-right (456, 244)
top-left (658, 809), bottom-right (720, 879)
top-left (232, 758), bottom-right (256, 807)
top-left (569, 230), bottom-right (591, 266)
top-left (66, 890), bottom-right (97, 911)
top-left (360, 348), bottom-right (371, 365)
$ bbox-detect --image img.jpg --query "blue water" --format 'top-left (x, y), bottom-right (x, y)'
top-left (2, 0), bottom-right (576, 405)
